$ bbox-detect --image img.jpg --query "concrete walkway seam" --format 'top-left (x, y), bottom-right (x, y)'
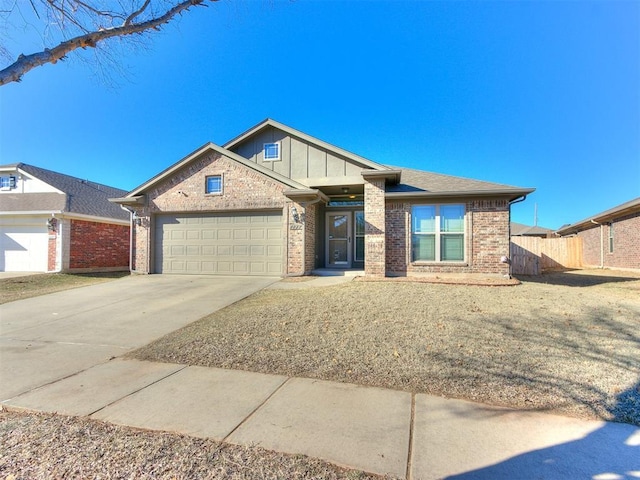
top-left (86, 363), bottom-right (190, 417)
top-left (222, 376), bottom-right (292, 444)
top-left (405, 393), bottom-right (416, 480)
top-left (1, 356), bottom-right (121, 404)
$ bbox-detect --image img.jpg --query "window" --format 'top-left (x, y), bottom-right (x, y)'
top-left (412, 204), bottom-right (465, 262)
top-left (205, 175), bottom-right (223, 194)
top-left (609, 222), bottom-right (614, 253)
top-left (263, 142), bottom-right (280, 161)
top-left (355, 211), bottom-right (365, 262)
top-left (0, 176), bottom-right (16, 190)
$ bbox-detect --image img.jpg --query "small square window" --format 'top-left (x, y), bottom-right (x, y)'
top-left (205, 175), bottom-right (223, 194)
top-left (264, 142), bottom-right (280, 161)
top-left (0, 176), bottom-right (16, 190)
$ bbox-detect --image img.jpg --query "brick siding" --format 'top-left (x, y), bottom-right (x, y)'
top-left (47, 219), bottom-right (57, 272)
top-left (578, 211), bottom-right (640, 270)
top-left (304, 202), bottom-right (317, 273)
top-left (386, 198), bottom-right (510, 276)
top-left (69, 219), bottom-right (130, 269)
top-left (364, 178), bottom-right (386, 276)
top-left (131, 151), bottom-right (310, 275)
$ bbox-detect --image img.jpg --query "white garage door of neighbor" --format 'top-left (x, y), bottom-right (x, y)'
top-left (154, 212), bottom-right (283, 275)
top-left (0, 225), bottom-right (49, 272)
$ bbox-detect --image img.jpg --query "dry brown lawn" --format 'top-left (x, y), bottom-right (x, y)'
top-left (0, 409), bottom-right (386, 480)
top-left (0, 272), bottom-right (128, 304)
top-left (132, 270), bottom-right (640, 426)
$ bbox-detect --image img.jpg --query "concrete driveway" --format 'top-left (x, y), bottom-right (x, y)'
top-left (0, 274), bottom-right (278, 401)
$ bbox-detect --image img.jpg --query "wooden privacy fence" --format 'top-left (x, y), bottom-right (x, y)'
top-left (510, 236), bottom-right (583, 275)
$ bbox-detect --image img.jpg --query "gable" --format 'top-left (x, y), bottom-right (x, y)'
top-left (225, 120), bottom-right (389, 189)
top-left (0, 163), bottom-right (129, 221)
top-left (0, 164), bottom-right (61, 194)
top-left (144, 149), bottom-right (291, 214)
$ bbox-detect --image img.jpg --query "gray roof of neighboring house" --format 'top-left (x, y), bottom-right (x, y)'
top-left (556, 197), bottom-right (640, 235)
top-left (385, 166), bottom-right (534, 200)
top-left (0, 163), bottom-right (129, 221)
top-left (510, 222), bottom-right (553, 236)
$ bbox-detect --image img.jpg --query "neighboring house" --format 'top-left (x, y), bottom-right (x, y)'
top-left (111, 119), bottom-right (534, 277)
top-left (0, 163), bottom-right (130, 273)
top-left (555, 197), bottom-right (640, 271)
top-left (511, 222), bottom-right (553, 238)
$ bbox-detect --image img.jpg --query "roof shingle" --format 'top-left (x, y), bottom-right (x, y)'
top-left (0, 163), bottom-right (129, 221)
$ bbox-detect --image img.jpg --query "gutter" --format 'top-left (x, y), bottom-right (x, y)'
top-left (385, 188), bottom-right (535, 201)
top-left (0, 210), bottom-right (129, 226)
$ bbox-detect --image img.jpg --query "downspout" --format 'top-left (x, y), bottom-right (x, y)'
top-left (591, 219), bottom-right (603, 268)
top-left (120, 205), bottom-right (135, 273)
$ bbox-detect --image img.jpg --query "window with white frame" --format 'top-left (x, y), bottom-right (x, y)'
top-left (205, 175), bottom-right (223, 194)
top-left (411, 204), bottom-right (465, 262)
top-left (263, 142), bottom-right (280, 161)
top-left (0, 176), bottom-right (16, 190)
top-left (608, 222), bottom-right (614, 253)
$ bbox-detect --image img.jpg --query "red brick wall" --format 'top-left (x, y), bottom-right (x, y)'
top-left (578, 225), bottom-right (601, 267)
top-left (578, 211), bottom-right (640, 270)
top-left (386, 198), bottom-right (510, 276)
top-left (69, 219), bottom-right (130, 269)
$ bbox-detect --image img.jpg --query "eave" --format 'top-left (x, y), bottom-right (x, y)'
top-left (283, 188), bottom-right (329, 203)
top-left (361, 169), bottom-right (402, 184)
top-left (109, 195), bottom-right (144, 206)
top-left (385, 188), bottom-right (535, 202)
top-left (556, 197), bottom-right (640, 236)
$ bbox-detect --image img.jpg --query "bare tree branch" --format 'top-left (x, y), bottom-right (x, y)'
top-left (124, 0), bottom-right (150, 26)
top-left (74, 0), bottom-right (125, 21)
top-left (45, 0), bottom-right (91, 33)
top-left (0, 0), bottom-right (214, 86)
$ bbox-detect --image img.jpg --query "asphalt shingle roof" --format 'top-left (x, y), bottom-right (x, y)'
top-left (510, 222), bottom-right (553, 236)
top-left (0, 163), bottom-right (129, 221)
top-left (385, 166), bottom-right (530, 195)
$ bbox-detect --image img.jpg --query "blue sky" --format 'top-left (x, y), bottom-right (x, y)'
top-left (1, 0), bottom-right (638, 229)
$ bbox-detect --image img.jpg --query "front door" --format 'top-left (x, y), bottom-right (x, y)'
top-left (327, 212), bottom-right (351, 267)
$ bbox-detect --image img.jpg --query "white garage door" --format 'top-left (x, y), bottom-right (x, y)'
top-left (0, 225), bottom-right (49, 272)
top-left (154, 212), bottom-right (283, 275)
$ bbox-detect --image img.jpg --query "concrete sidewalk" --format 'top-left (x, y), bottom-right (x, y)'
top-left (3, 358), bottom-right (638, 480)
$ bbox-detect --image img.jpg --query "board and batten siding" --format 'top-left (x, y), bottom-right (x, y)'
top-left (229, 126), bottom-right (365, 185)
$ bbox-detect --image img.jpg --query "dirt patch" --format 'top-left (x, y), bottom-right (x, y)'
top-left (132, 270), bottom-right (640, 426)
top-left (0, 409), bottom-right (389, 479)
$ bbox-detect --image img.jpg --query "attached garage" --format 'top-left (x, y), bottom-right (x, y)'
top-left (0, 221), bottom-right (49, 272)
top-left (154, 211), bottom-right (283, 275)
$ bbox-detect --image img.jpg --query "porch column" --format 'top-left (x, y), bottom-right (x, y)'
top-left (363, 176), bottom-right (386, 277)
